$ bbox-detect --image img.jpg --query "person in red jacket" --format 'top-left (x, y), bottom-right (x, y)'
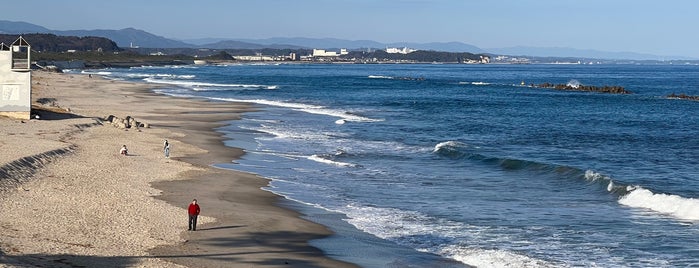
top-left (188, 199), bottom-right (201, 231)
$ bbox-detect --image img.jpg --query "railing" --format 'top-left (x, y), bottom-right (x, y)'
top-left (12, 58), bottom-right (29, 70)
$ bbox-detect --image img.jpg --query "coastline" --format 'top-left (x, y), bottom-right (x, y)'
top-left (0, 71), bottom-right (357, 267)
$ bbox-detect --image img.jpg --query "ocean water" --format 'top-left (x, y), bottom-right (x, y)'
top-left (82, 63), bottom-right (699, 267)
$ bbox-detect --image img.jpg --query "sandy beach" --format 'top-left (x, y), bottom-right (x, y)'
top-left (0, 71), bottom-right (357, 267)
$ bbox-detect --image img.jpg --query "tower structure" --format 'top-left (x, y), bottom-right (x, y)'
top-left (0, 36), bottom-right (32, 120)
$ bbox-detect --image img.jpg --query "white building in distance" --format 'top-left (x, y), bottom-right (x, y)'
top-left (312, 48), bottom-right (349, 57)
top-left (385, 47), bottom-right (418, 54)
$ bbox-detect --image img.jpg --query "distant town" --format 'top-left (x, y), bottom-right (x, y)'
top-left (1, 33), bottom-right (698, 70)
top-left (208, 46), bottom-right (491, 64)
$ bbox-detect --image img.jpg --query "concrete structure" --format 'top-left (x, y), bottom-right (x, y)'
top-left (312, 48), bottom-right (349, 57)
top-left (0, 36), bottom-right (32, 120)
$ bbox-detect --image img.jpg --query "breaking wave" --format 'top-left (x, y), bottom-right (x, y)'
top-left (308, 154), bottom-right (359, 168)
top-left (207, 96), bottom-right (383, 123)
top-left (619, 187), bottom-right (699, 221)
top-left (566, 79), bottom-right (581, 89)
top-left (433, 140), bottom-right (699, 222)
top-left (343, 205), bottom-right (556, 268)
top-left (458, 81), bottom-right (491, 85)
top-left (143, 77), bottom-right (277, 90)
top-left (368, 75), bottom-right (393, 79)
top-left (368, 75), bottom-right (425, 81)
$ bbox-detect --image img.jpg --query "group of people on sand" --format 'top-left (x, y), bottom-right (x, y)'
top-left (118, 139), bottom-right (200, 230)
top-left (119, 139), bottom-right (170, 158)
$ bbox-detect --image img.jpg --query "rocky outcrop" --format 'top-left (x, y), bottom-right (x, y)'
top-left (104, 115), bottom-right (150, 130)
top-left (534, 83), bottom-right (631, 94)
top-left (667, 93), bottom-right (699, 101)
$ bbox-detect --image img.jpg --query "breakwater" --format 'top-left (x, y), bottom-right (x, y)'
top-left (534, 82), bottom-right (631, 94)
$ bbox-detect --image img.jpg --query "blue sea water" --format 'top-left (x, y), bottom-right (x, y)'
top-left (83, 63), bottom-right (699, 267)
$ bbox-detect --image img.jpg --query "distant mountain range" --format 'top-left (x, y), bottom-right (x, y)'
top-left (1, 20), bottom-right (694, 60)
top-left (183, 37), bottom-right (486, 54)
top-left (0, 20), bottom-right (189, 48)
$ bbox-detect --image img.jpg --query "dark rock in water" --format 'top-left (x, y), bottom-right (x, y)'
top-left (667, 93), bottom-right (699, 101)
top-left (534, 83), bottom-right (631, 94)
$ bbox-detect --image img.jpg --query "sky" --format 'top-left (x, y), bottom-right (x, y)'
top-left (2, 0), bottom-right (698, 58)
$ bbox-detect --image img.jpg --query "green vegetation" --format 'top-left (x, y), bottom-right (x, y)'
top-left (0, 33), bottom-right (119, 52)
top-left (33, 50), bottom-right (194, 68)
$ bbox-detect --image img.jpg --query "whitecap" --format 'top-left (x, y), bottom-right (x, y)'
top-left (471, 82), bottom-right (490, 85)
top-left (307, 155), bottom-right (357, 167)
top-left (143, 77), bottom-right (275, 90)
top-left (342, 205), bottom-right (554, 268)
top-left (619, 187), bottom-right (699, 222)
top-left (368, 75), bottom-right (393, 79)
top-left (208, 96), bottom-right (383, 123)
top-left (457, 81), bottom-right (490, 85)
top-left (433, 141), bottom-right (467, 153)
top-left (439, 246), bottom-right (559, 268)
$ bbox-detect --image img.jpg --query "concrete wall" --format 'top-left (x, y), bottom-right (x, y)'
top-left (0, 50), bottom-right (32, 120)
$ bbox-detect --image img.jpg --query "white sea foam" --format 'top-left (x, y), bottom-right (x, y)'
top-left (208, 97), bottom-right (382, 123)
top-left (438, 246), bottom-right (559, 268)
top-left (619, 187), bottom-right (699, 222)
top-left (131, 65), bottom-right (199, 70)
top-left (307, 155), bottom-right (357, 167)
top-left (82, 71), bottom-right (113, 76)
top-left (567, 79), bottom-right (581, 89)
top-left (368, 75), bottom-right (393, 79)
top-left (584, 170), bottom-right (611, 182)
top-left (124, 73), bottom-right (196, 79)
top-left (342, 205), bottom-right (551, 268)
top-left (145, 80), bottom-right (377, 123)
top-left (584, 170), bottom-right (699, 222)
top-left (252, 125), bottom-right (300, 139)
top-left (433, 141), bottom-right (467, 153)
top-left (143, 77), bottom-right (276, 90)
top-left (458, 81), bottom-right (492, 86)
top-left (249, 124), bottom-right (340, 142)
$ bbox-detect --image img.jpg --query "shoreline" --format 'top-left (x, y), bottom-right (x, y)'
top-left (0, 71), bottom-right (357, 267)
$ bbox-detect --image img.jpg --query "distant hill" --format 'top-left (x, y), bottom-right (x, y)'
top-left (2, 20), bottom-right (691, 60)
top-left (192, 37), bottom-right (485, 53)
top-left (0, 33), bottom-right (119, 52)
top-left (232, 37), bottom-right (385, 50)
top-left (56, 28), bottom-right (191, 48)
top-left (0, 20), bottom-right (50, 33)
top-left (0, 20), bottom-right (189, 48)
top-left (202, 40), bottom-right (266, 50)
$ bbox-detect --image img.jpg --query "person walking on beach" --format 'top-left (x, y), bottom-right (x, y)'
top-left (188, 199), bottom-right (200, 231)
top-left (163, 139), bottom-right (170, 158)
top-left (120, 145), bottom-right (128, 155)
